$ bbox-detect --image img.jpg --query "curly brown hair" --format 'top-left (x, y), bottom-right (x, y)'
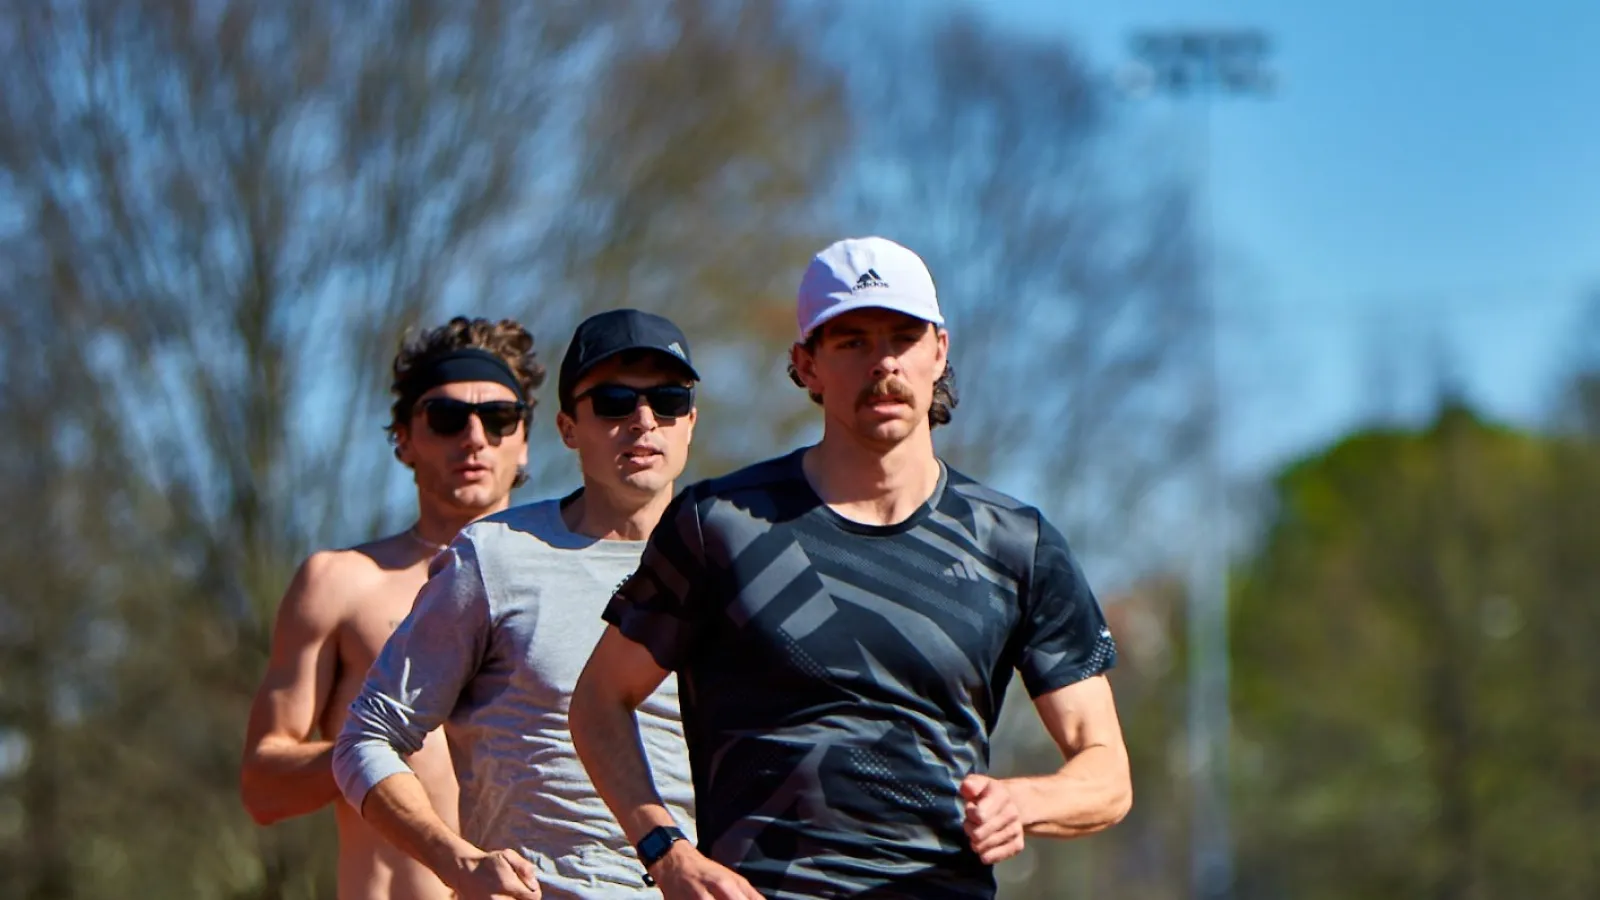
top-left (786, 327), bottom-right (958, 429)
top-left (387, 317), bottom-right (547, 482)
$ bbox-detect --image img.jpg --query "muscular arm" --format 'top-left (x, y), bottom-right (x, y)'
top-left (240, 553), bottom-right (347, 825)
top-left (988, 513), bottom-right (1130, 840)
top-left (569, 625), bottom-right (676, 844)
top-left (1007, 674), bottom-right (1132, 838)
top-left (574, 489), bottom-right (760, 896)
top-left (572, 627), bottom-right (757, 898)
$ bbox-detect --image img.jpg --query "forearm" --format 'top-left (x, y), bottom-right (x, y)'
top-left (570, 691), bottom-right (675, 845)
top-left (1007, 744), bottom-right (1132, 838)
top-left (362, 772), bottom-right (482, 878)
top-left (240, 739), bottom-right (342, 824)
top-left (332, 687), bottom-right (438, 814)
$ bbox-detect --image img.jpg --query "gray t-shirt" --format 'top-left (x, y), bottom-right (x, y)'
top-left (333, 497), bottom-right (695, 898)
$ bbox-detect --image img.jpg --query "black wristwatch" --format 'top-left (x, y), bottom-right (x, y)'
top-left (636, 825), bottom-right (688, 886)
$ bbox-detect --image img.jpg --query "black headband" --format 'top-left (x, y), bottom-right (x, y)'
top-left (409, 348), bottom-right (525, 403)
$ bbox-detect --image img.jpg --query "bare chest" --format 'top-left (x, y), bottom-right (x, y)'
top-left (340, 584), bottom-right (428, 670)
top-left (320, 567), bottom-right (430, 737)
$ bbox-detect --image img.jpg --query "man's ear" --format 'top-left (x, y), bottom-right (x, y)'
top-left (556, 409), bottom-right (579, 450)
top-left (933, 326), bottom-right (949, 379)
top-left (790, 341), bottom-right (819, 390)
top-left (393, 425), bottom-right (416, 467)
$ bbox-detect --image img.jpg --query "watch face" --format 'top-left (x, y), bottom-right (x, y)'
top-left (640, 826), bottom-right (684, 864)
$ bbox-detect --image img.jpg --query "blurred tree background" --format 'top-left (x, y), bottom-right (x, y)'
top-left (0, 0), bottom-right (1593, 897)
top-left (1230, 384), bottom-right (1600, 900)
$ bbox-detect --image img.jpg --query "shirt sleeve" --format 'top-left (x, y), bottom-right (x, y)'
top-left (332, 537), bottom-right (492, 813)
top-left (1015, 512), bottom-right (1118, 697)
top-left (601, 485), bottom-right (711, 672)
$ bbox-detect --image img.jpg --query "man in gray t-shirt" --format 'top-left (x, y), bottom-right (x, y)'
top-left (334, 309), bottom-right (704, 900)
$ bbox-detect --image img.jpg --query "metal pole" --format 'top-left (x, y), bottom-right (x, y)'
top-left (1189, 84), bottom-right (1232, 900)
top-left (1122, 29), bottom-right (1275, 900)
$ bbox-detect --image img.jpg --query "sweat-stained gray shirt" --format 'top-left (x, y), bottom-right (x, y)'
top-left (332, 497), bottom-right (695, 898)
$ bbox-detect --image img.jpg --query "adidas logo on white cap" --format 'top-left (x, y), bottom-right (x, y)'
top-left (853, 269), bottom-right (889, 291)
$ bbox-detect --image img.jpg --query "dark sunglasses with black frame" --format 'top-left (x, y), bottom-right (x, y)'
top-left (575, 383), bottom-right (695, 419)
top-left (416, 398), bottom-right (528, 438)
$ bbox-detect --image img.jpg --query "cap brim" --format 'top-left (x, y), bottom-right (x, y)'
top-left (801, 296), bottom-right (945, 339)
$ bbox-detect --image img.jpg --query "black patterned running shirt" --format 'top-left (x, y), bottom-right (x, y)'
top-left (603, 449), bottom-right (1116, 899)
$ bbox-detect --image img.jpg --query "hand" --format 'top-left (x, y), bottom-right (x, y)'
top-left (961, 774), bottom-right (1025, 864)
top-left (649, 841), bottom-right (763, 900)
top-left (448, 848), bottom-right (542, 900)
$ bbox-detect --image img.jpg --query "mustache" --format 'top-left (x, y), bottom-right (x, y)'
top-left (858, 377), bottom-right (915, 406)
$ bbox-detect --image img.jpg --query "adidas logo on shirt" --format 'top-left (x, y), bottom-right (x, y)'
top-left (942, 560), bottom-right (982, 582)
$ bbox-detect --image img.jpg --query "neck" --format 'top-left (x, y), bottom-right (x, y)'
top-left (411, 495), bottom-right (509, 549)
top-left (561, 482), bottom-right (675, 542)
top-left (804, 423), bottom-right (941, 526)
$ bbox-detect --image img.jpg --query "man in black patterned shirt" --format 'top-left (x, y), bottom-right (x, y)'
top-left (571, 237), bottom-right (1132, 900)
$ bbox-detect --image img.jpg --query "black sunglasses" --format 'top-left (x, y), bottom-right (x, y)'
top-left (577, 383), bottom-right (695, 419)
top-left (416, 398), bottom-right (527, 437)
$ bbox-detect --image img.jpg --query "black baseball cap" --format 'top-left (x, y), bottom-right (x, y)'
top-left (558, 309), bottom-right (700, 408)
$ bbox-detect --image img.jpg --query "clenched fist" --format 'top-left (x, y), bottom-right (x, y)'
top-left (961, 774), bottom-right (1025, 864)
top-left (449, 848), bottom-right (542, 900)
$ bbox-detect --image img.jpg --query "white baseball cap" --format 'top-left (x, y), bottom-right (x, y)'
top-left (796, 236), bottom-right (944, 340)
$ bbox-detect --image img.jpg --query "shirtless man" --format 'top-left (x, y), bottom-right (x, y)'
top-left (241, 316), bottom-right (547, 900)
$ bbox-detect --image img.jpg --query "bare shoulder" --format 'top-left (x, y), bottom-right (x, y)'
top-left (276, 538), bottom-right (400, 631)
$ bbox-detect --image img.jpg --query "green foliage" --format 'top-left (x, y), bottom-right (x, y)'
top-left (1232, 404), bottom-right (1600, 899)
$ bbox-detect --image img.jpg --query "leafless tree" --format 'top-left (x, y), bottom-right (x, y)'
top-left (834, 12), bottom-right (1207, 574)
top-left (0, 0), bottom-right (847, 895)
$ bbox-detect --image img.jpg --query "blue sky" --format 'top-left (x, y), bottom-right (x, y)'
top-left (966, 0), bottom-right (1599, 473)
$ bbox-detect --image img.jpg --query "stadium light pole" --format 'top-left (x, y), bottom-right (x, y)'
top-left (1119, 28), bottom-right (1275, 900)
